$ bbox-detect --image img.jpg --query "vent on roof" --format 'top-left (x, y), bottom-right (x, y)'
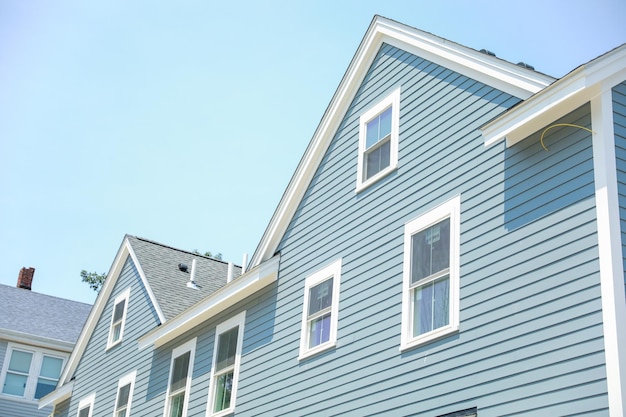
top-left (479, 49), bottom-right (496, 57)
top-left (178, 263), bottom-right (188, 273)
top-left (516, 62), bottom-right (535, 70)
top-left (187, 259), bottom-right (198, 289)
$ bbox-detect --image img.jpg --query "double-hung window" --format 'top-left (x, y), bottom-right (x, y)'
top-left (401, 196), bottom-right (460, 350)
top-left (114, 371), bottom-right (136, 417)
top-left (165, 338), bottom-right (196, 417)
top-left (299, 259), bottom-right (341, 359)
top-left (208, 311), bottom-right (245, 416)
top-left (77, 394), bottom-right (96, 417)
top-left (0, 342), bottom-right (66, 401)
top-left (107, 288), bottom-right (130, 349)
top-left (357, 88), bottom-right (400, 191)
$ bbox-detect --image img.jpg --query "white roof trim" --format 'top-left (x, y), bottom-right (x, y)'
top-left (249, 16), bottom-right (551, 267)
top-left (38, 380), bottom-right (74, 409)
top-left (138, 255), bottom-right (280, 349)
top-left (482, 44), bottom-right (626, 147)
top-left (57, 236), bottom-right (164, 385)
top-left (0, 329), bottom-right (74, 352)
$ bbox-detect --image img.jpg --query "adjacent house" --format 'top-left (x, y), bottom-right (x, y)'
top-left (41, 16), bottom-right (626, 417)
top-left (0, 267), bottom-right (91, 417)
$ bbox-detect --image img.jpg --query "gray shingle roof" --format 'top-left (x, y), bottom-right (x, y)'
top-left (0, 284), bottom-right (92, 344)
top-left (126, 236), bottom-right (241, 320)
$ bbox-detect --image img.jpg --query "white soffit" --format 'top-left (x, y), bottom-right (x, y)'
top-left (249, 16), bottom-right (553, 267)
top-left (482, 44), bottom-right (626, 147)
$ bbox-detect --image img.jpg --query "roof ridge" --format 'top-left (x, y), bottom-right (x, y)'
top-left (127, 235), bottom-right (241, 268)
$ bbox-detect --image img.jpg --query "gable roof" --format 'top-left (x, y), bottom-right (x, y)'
top-left (127, 235), bottom-right (241, 320)
top-left (0, 284), bottom-right (91, 350)
top-left (249, 15), bottom-right (554, 268)
top-left (58, 234), bottom-right (240, 385)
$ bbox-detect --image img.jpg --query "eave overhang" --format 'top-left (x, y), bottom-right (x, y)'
top-left (249, 15), bottom-right (552, 268)
top-left (0, 329), bottom-right (74, 352)
top-left (38, 380), bottom-right (74, 409)
top-left (137, 254), bottom-right (280, 349)
top-left (482, 44), bottom-right (626, 147)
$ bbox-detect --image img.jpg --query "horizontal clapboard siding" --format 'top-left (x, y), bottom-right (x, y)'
top-left (613, 82), bottom-right (626, 287)
top-left (58, 256), bottom-right (160, 417)
top-left (235, 44), bottom-right (607, 416)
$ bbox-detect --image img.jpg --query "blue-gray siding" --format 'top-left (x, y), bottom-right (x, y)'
top-left (232, 44), bottom-right (607, 416)
top-left (613, 82), bottom-right (626, 288)
top-left (57, 256), bottom-right (160, 417)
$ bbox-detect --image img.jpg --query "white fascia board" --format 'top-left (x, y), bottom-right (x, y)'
top-left (38, 380), bottom-right (74, 409)
top-left (482, 45), bottom-right (626, 147)
top-left (58, 236), bottom-right (164, 384)
top-left (0, 329), bottom-right (74, 352)
top-left (137, 255), bottom-right (280, 349)
top-left (249, 16), bottom-right (552, 267)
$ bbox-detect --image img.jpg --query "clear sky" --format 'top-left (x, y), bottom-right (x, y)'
top-left (1, 0), bottom-right (625, 305)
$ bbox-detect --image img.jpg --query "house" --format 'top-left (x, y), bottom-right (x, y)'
top-left (0, 267), bottom-right (91, 417)
top-left (42, 16), bottom-right (626, 417)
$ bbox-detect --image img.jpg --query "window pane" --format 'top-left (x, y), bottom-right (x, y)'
top-left (411, 218), bottom-right (450, 283)
top-left (40, 356), bottom-right (63, 379)
top-left (170, 351), bottom-right (190, 392)
top-left (365, 139), bottom-right (391, 180)
top-left (379, 107), bottom-right (392, 138)
top-left (413, 275), bottom-right (450, 336)
top-left (214, 370), bottom-right (234, 412)
top-left (111, 323), bottom-right (122, 342)
top-left (78, 406), bottom-right (91, 417)
top-left (35, 378), bottom-right (56, 399)
top-left (308, 278), bottom-right (333, 316)
top-left (116, 383), bottom-right (131, 408)
top-left (366, 116), bottom-right (380, 148)
top-left (168, 391), bottom-right (185, 417)
top-left (308, 313), bottom-right (331, 348)
top-left (216, 327), bottom-right (239, 372)
top-left (8, 350), bottom-right (32, 373)
top-left (3, 372), bottom-right (28, 396)
top-left (113, 300), bottom-right (126, 322)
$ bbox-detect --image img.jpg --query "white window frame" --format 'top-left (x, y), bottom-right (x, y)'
top-left (163, 338), bottom-right (196, 417)
top-left (356, 87), bottom-right (401, 192)
top-left (401, 195), bottom-right (461, 351)
top-left (298, 259), bottom-right (342, 360)
top-left (207, 311), bottom-right (246, 417)
top-left (77, 393), bottom-right (96, 417)
top-left (107, 287), bottom-right (131, 349)
top-left (0, 342), bottom-right (68, 401)
top-left (112, 370), bottom-right (136, 417)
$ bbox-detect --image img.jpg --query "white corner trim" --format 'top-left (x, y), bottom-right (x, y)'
top-left (138, 255), bottom-right (280, 349)
top-left (592, 89), bottom-right (626, 417)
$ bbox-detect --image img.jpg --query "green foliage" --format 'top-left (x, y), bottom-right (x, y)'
top-left (192, 250), bottom-right (223, 260)
top-left (80, 270), bottom-right (106, 293)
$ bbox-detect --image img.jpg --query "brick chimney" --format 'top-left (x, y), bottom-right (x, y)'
top-left (17, 267), bottom-right (35, 290)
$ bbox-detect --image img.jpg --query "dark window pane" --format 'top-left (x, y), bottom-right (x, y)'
top-left (78, 406), bottom-right (91, 417)
top-left (308, 278), bottom-right (333, 316)
top-left (308, 313), bottom-right (331, 348)
top-left (113, 300), bottom-right (125, 322)
top-left (411, 218), bottom-right (450, 283)
top-left (35, 378), bottom-right (56, 399)
top-left (117, 383), bottom-right (131, 408)
top-left (216, 327), bottom-right (239, 371)
top-left (170, 352), bottom-right (190, 392)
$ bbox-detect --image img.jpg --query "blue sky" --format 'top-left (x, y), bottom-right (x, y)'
top-left (1, 0), bottom-right (625, 305)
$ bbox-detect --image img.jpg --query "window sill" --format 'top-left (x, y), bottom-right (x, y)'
top-left (106, 339), bottom-right (122, 351)
top-left (400, 324), bottom-right (459, 352)
top-left (355, 164), bottom-right (397, 193)
top-left (298, 341), bottom-right (336, 361)
top-left (209, 407), bottom-right (234, 417)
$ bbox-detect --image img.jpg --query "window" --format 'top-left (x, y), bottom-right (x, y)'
top-left (107, 288), bottom-right (130, 349)
top-left (299, 259), bottom-right (341, 359)
top-left (401, 196), bottom-right (460, 350)
top-left (113, 371), bottom-right (136, 417)
top-left (0, 342), bottom-right (66, 401)
top-left (357, 87), bottom-right (400, 191)
top-left (164, 338), bottom-right (196, 417)
top-left (77, 394), bottom-right (96, 417)
top-left (207, 311), bottom-right (245, 416)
